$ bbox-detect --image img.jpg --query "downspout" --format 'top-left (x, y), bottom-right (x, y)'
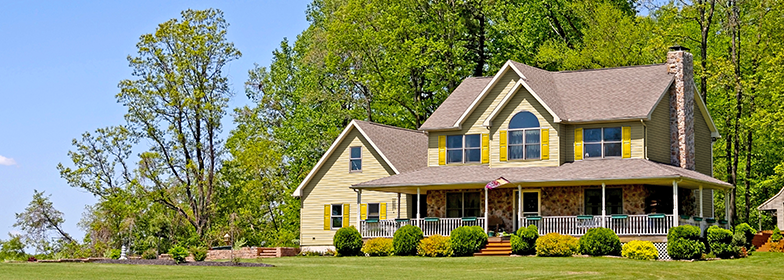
top-left (640, 119), bottom-right (648, 160)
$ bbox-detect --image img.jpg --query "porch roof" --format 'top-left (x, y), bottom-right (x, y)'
top-left (351, 158), bottom-right (733, 194)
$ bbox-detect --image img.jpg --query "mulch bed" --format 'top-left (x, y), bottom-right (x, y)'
top-left (91, 259), bottom-right (273, 267)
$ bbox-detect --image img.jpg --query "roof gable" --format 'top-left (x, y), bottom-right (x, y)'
top-left (292, 120), bottom-right (427, 197)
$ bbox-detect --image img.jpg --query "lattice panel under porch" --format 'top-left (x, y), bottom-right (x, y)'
top-left (620, 242), bottom-right (670, 260)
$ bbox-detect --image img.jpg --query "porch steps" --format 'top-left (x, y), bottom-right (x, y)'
top-left (751, 231), bottom-right (773, 251)
top-left (474, 237), bottom-right (512, 256)
top-left (257, 248), bottom-right (278, 258)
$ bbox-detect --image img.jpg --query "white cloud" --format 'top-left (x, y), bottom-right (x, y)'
top-left (0, 155), bottom-right (17, 166)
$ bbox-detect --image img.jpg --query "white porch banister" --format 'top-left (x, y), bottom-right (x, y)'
top-left (519, 214), bottom-right (674, 236)
top-left (360, 218), bottom-right (486, 238)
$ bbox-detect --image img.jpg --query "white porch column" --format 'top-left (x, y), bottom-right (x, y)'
top-left (416, 187), bottom-right (421, 227)
top-left (699, 186), bottom-right (704, 217)
top-left (673, 180), bottom-right (679, 227)
top-left (518, 185), bottom-right (522, 230)
top-left (485, 187), bottom-right (489, 234)
top-left (725, 190), bottom-right (730, 224)
top-left (601, 182), bottom-right (606, 228)
top-left (357, 189), bottom-right (362, 229)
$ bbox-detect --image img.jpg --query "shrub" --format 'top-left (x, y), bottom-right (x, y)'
top-left (393, 225), bottom-right (423, 256)
top-left (105, 249), bottom-right (121, 260)
top-left (706, 225), bottom-right (735, 258)
top-left (190, 247), bottom-right (208, 262)
top-left (168, 245), bottom-right (189, 263)
top-left (770, 226), bottom-right (783, 243)
top-left (142, 248), bottom-right (158, 260)
top-left (667, 225), bottom-right (705, 260)
top-left (511, 225), bottom-right (539, 255)
top-left (730, 231), bottom-right (749, 257)
top-left (535, 233), bottom-right (578, 257)
top-left (449, 226), bottom-right (488, 256)
top-left (579, 227), bottom-right (621, 256)
top-left (417, 235), bottom-right (452, 257)
top-left (734, 223), bottom-right (756, 250)
top-left (361, 238), bottom-right (394, 256)
top-left (621, 240), bottom-right (658, 260)
top-left (333, 226), bottom-right (363, 257)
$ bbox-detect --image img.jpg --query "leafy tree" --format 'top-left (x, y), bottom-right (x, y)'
top-left (0, 234), bottom-right (27, 261)
top-left (14, 190), bottom-right (74, 255)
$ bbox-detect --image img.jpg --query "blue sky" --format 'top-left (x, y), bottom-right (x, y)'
top-left (0, 1), bottom-right (310, 240)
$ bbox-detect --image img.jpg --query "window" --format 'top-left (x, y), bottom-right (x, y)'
top-left (508, 111), bottom-right (541, 160)
top-left (350, 146), bottom-right (362, 171)
top-left (446, 192), bottom-right (481, 218)
top-left (583, 127), bottom-right (621, 158)
top-left (584, 189), bottom-right (623, 215)
top-left (446, 134), bottom-right (481, 164)
top-left (331, 204), bottom-right (343, 229)
top-left (367, 203), bottom-right (380, 220)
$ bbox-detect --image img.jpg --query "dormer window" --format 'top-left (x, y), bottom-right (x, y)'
top-left (508, 111), bottom-right (541, 160)
top-left (447, 134), bottom-right (481, 164)
top-left (350, 146), bottom-right (362, 171)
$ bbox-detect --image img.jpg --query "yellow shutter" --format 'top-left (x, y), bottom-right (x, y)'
top-left (380, 203), bottom-right (387, 220)
top-left (541, 128), bottom-right (549, 160)
top-left (622, 126), bottom-right (632, 158)
top-left (481, 133), bottom-right (490, 164)
top-left (360, 203), bottom-right (368, 220)
top-left (342, 204), bottom-right (350, 228)
top-left (574, 128), bottom-right (583, 160)
top-left (438, 135), bottom-right (446, 165)
top-left (324, 205), bottom-right (331, 230)
top-left (499, 130), bottom-right (508, 161)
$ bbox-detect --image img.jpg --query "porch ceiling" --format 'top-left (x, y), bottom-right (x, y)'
top-left (351, 158), bottom-right (732, 194)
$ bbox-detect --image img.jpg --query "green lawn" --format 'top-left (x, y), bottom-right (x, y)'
top-left (2, 252), bottom-right (783, 280)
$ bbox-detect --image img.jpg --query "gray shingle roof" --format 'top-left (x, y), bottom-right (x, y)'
top-left (354, 120), bottom-right (428, 174)
top-left (352, 158), bottom-right (731, 189)
top-left (419, 77), bottom-right (493, 130)
top-left (419, 61), bottom-right (674, 130)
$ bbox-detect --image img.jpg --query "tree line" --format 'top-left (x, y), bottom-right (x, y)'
top-left (3, 0), bottom-right (784, 258)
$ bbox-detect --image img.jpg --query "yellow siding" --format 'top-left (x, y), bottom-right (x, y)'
top-left (648, 92), bottom-right (671, 163)
top-left (428, 71), bottom-right (520, 166)
top-left (300, 129), bottom-right (407, 246)
top-left (694, 105), bottom-right (713, 176)
top-left (570, 122), bottom-right (645, 159)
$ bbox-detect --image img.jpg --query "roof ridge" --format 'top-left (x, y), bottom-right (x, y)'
top-left (354, 120), bottom-right (423, 134)
top-left (555, 63), bottom-right (667, 74)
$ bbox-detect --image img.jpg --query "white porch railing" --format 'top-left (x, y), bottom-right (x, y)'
top-left (360, 218), bottom-right (485, 238)
top-left (520, 215), bottom-right (675, 236)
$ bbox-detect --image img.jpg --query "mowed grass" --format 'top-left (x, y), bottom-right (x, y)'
top-left (2, 252), bottom-right (784, 280)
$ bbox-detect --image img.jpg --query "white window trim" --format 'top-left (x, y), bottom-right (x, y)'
top-left (349, 146), bottom-right (362, 172)
top-left (446, 134), bottom-right (482, 164)
top-left (507, 127), bottom-right (543, 161)
top-left (446, 191), bottom-right (481, 218)
top-left (330, 204), bottom-right (343, 230)
top-left (583, 127), bottom-right (622, 159)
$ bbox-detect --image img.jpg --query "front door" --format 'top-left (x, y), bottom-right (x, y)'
top-left (514, 190), bottom-right (541, 230)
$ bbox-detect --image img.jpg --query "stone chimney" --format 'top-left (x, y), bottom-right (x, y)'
top-left (667, 46), bottom-right (695, 170)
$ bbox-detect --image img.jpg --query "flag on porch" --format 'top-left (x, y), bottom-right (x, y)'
top-left (485, 177), bottom-right (510, 189)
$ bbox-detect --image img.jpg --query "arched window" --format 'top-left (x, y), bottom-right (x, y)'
top-left (508, 111), bottom-right (540, 160)
top-left (509, 111), bottom-right (540, 129)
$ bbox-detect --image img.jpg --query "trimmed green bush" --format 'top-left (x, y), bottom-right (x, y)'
top-left (535, 232), bottom-right (578, 257)
top-left (622, 240), bottom-right (658, 260)
top-left (361, 238), bottom-right (394, 256)
top-left (190, 247), bottom-right (207, 262)
top-left (511, 225), bottom-right (539, 255)
top-left (578, 227), bottom-right (621, 256)
top-left (734, 223), bottom-right (756, 250)
top-left (393, 225), bottom-right (423, 256)
top-left (333, 226), bottom-right (363, 256)
top-left (142, 248), bottom-right (157, 260)
top-left (168, 245), bottom-right (188, 263)
top-left (105, 249), bottom-right (121, 260)
top-left (417, 235), bottom-right (453, 257)
top-left (449, 226), bottom-right (488, 256)
top-left (770, 226), bottom-right (783, 243)
top-left (667, 225), bottom-right (705, 260)
top-left (707, 225), bottom-right (735, 258)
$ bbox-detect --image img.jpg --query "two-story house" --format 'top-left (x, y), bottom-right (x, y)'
top-left (293, 47), bottom-right (733, 256)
